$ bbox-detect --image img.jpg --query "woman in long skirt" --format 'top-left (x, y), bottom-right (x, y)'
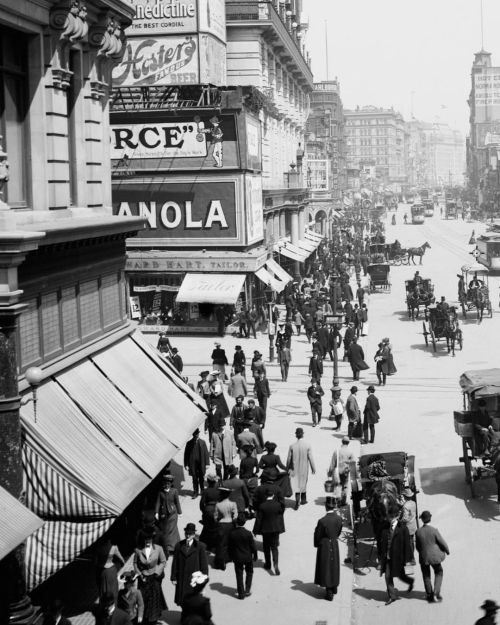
top-left (134, 527), bottom-right (167, 624)
top-left (213, 487), bottom-right (237, 570)
top-left (199, 474), bottom-right (220, 552)
top-left (95, 537), bottom-right (125, 603)
top-left (155, 474), bottom-right (181, 555)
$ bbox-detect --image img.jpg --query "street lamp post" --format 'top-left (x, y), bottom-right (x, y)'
top-left (329, 271), bottom-right (343, 388)
top-left (264, 284), bottom-right (275, 362)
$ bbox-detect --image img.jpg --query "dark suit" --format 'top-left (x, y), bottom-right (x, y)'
top-left (307, 383), bottom-right (324, 426)
top-left (253, 499), bottom-right (285, 570)
top-left (380, 522), bottom-right (413, 601)
top-left (347, 342), bottom-right (365, 380)
top-left (228, 525), bottom-right (257, 598)
top-left (222, 477), bottom-right (250, 514)
top-left (181, 592), bottom-right (212, 625)
top-left (363, 393), bottom-right (380, 443)
top-left (245, 405), bottom-right (266, 429)
top-left (171, 539), bottom-right (209, 606)
top-left (254, 378), bottom-right (271, 415)
top-left (314, 512), bottom-right (343, 598)
top-left (205, 407), bottom-right (226, 440)
top-left (184, 437), bottom-right (210, 495)
top-left (308, 356), bottom-right (323, 382)
top-left (415, 523), bottom-right (450, 600)
top-left (316, 326), bottom-right (329, 358)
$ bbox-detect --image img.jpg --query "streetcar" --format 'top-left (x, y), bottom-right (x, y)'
top-left (476, 233), bottom-right (500, 270)
top-left (411, 204), bottom-right (425, 224)
top-left (423, 200), bottom-right (434, 217)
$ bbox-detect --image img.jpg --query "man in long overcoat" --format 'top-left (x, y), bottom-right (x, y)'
top-left (211, 425), bottom-right (237, 480)
top-left (252, 488), bottom-right (285, 575)
top-left (316, 322), bottom-right (329, 360)
top-left (184, 429), bottom-right (210, 498)
top-left (347, 336), bottom-right (367, 381)
top-left (286, 428), bottom-right (316, 510)
top-left (343, 323), bottom-right (355, 360)
top-left (363, 386), bottom-right (380, 444)
top-left (171, 523), bottom-right (208, 606)
top-left (314, 500), bottom-right (343, 600)
top-left (380, 518), bottom-right (414, 604)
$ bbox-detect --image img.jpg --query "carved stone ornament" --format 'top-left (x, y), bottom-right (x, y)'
top-left (89, 13), bottom-right (125, 61)
top-left (48, 0), bottom-right (88, 89)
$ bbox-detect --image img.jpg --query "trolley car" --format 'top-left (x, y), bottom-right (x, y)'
top-left (411, 204), bottom-right (425, 224)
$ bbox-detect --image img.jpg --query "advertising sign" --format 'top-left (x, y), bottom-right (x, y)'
top-left (474, 70), bottom-right (500, 123)
top-left (198, 0), bottom-right (226, 41)
top-left (245, 116), bottom-right (262, 171)
top-left (112, 36), bottom-right (199, 87)
top-left (246, 175), bottom-right (264, 245)
top-left (111, 114), bottom-right (238, 169)
top-left (129, 0), bottom-right (197, 36)
top-left (129, 296), bottom-right (142, 319)
top-left (199, 35), bottom-right (226, 86)
top-left (113, 177), bottom-right (243, 245)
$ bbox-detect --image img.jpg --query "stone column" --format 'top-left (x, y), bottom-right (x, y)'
top-left (273, 211), bottom-right (280, 240)
top-left (0, 231), bottom-right (44, 625)
top-left (290, 209), bottom-right (301, 278)
top-left (279, 210), bottom-right (287, 238)
top-left (298, 207), bottom-right (306, 239)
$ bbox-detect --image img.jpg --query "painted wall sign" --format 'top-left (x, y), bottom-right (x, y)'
top-left (246, 175), bottom-right (264, 245)
top-left (112, 36), bottom-right (199, 87)
top-left (113, 179), bottom-right (240, 244)
top-left (126, 256), bottom-right (265, 272)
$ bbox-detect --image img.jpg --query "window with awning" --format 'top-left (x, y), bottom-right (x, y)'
top-left (176, 273), bottom-right (246, 304)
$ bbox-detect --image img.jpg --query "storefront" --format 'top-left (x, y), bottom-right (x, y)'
top-left (126, 249), bottom-right (293, 333)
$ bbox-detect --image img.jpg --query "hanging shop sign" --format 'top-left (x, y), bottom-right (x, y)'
top-left (129, 296), bottom-right (142, 319)
top-left (111, 114), bottom-right (237, 169)
top-left (113, 176), bottom-right (244, 245)
top-left (246, 174), bottom-right (264, 245)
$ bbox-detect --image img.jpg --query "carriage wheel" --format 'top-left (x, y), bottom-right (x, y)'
top-left (462, 438), bottom-right (475, 497)
top-left (402, 254), bottom-right (409, 265)
top-left (394, 255), bottom-right (402, 266)
top-left (422, 321), bottom-right (428, 346)
top-left (430, 328), bottom-right (437, 352)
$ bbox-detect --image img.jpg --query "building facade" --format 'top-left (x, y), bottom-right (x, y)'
top-left (345, 106), bottom-right (407, 192)
top-left (304, 79), bottom-right (346, 233)
top-left (467, 50), bottom-right (500, 206)
top-left (0, 1), bottom-right (205, 619)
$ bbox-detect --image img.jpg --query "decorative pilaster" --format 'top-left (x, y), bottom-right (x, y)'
top-left (88, 12), bottom-right (127, 100)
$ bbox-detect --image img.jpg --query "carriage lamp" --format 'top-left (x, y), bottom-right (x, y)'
top-left (20, 367), bottom-right (44, 423)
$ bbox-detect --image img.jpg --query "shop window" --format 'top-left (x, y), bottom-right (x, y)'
top-left (0, 26), bottom-right (29, 207)
top-left (80, 279), bottom-right (100, 338)
top-left (41, 292), bottom-right (62, 358)
top-left (19, 299), bottom-right (41, 367)
top-left (61, 285), bottom-right (80, 348)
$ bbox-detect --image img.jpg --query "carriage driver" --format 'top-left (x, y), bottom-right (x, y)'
top-left (413, 270), bottom-right (422, 285)
top-left (468, 272), bottom-right (484, 291)
top-left (435, 296), bottom-right (449, 314)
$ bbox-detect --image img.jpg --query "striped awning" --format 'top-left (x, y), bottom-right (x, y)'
top-left (255, 266), bottom-right (283, 292)
top-left (265, 258), bottom-right (293, 285)
top-left (21, 331), bottom-right (206, 590)
top-left (0, 486), bottom-right (44, 561)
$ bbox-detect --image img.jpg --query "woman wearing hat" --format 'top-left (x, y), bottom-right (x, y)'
top-left (181, 572), bottom-right (213, 625)
top-left (209, 370), bottom-right (229, 419)
top-left (117, 572), bottom-right (144, 625)
top-left (155, 475), bottom-right (182, 555)
top-left (199, 475), bottom-right (221, 552)
top-left (213, 487), bottom-right (238, 570)
top-left (133, 527), bottom-right (167, 623)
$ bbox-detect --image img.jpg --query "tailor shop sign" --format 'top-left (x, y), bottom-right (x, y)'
top-left (113, 181), bottom-right (240, 244)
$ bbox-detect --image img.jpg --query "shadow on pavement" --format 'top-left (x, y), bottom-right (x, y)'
top-left (209, 581), bottom-right (238, 598)
top-left (289, 579), bottom-right (324, 599)
top-left (352, 588), bottom-right (388, 603)
top-left (409, 343), bottom-right (454, 357)
top-left (160, 607), bottom-right (182, 625)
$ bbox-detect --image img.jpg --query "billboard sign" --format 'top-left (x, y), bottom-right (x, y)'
top-left (113, 176), bottom-right (244, 245)
top-left (198, 0), bottom-right (226, 41)
top-left (112, 36), bottom-right (199, 88)
top-left (474, 70), bottom-right (500, 123)
top-left (246, 175), bottom-right (264, 245)
top-left (111, 114), bottom-right (238, 170)
top-left (129, 0), bottom-right (197, 36)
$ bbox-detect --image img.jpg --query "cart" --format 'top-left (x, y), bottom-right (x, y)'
top-left (386, 241), bottom-right (409, 265)
top-left (350, 451), bottom-right (417, 560)
top-left (455, 369), bottom-right (500, 499)
top-left (405, 278), bottom-right (435, 319)
top-left (459, 262), bottom-right (492, 321)
top-left (367, 262), bottom-right (391, 293)
top-left (423, 304), bottom-right (463, 355)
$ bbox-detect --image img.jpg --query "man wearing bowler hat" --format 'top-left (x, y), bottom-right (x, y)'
top-left (346, 386), bottom-right (361, 440)
top-left (286, 428), bottom-right (316, 510)
top-left (362, 385), bottom-right (380, 444)
top-left (171, 523), bottom-right (208, 607)
top-left (415, 510), bottom-right (450, 603)
top-left (476, 600), bottom-right (500, 625)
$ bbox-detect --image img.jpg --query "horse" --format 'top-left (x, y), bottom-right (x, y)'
top-left (470, 285), bottom-right (489, 323)
top-left (407, 289), bottom-right (434, 320)
top-left (443, 308), bottom-right (461, 355)
top-left (407, 242), bottom-right (431, 265)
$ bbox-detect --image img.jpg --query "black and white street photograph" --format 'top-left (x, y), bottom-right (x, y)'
top-left (2, 1), bottom-right (500, 624)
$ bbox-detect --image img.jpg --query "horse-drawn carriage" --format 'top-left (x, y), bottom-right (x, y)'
top-left (385, 241), bottom-right (409, 265)
top-left (422, 304), bottom-right (463, 355)
top-left (350, 451), bottom-right (417, 560)
top-left (367, 262), bottom-right (391, 293)
top-left (459, 263), bottom-right (492, 321)
top-left (445, 200), bottom-right (458, 219)
top-left (405, 277), bottom-right (435, 319)
top-left (454, 369), bottom-right (500, 499)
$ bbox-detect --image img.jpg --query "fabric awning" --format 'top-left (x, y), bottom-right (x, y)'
top-left (459, 369), bottom-right (500, 397)
top-left (255, 267), bottom-right (282, 292)
top-left (305, 230), bottom-right (324, 241)
top-left (296, 239), bottom-right (318, 253)
top-left (277, 245), bottom-right (305, 262)
top-left (176, 273), bottom-right (245, 304)
top-left (0, 486), bottom-right (44, 560)
top-left (265, 258), bottom-right (293, 285)
top-left (20, 331), bottom-right (206, 590)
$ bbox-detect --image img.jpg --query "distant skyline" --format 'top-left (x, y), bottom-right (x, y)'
top-left (304, 0), bottom-right (500, 135)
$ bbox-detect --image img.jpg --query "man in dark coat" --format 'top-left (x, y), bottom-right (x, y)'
top-left (307, 379), bottom-right (324, 427)
top-left (343, 323), bottom-right (355, 361)
top-left (362, 386), bottom-right (380, 444)
top-left (316, 322), bottom-right (329, 360)
top-left (314, 500), bottom-right (343, 600)
top-left (244, 399), bottom-right (266, 429)
top-left (347, 336), bottom-right (367, 381)
top-left (326, 325), bottom-right (341, 361)
top-left (94, 592), bottom-right (131, 625)
top-left (171, 523), bottom-right (209, 606)
top-left (205, 400), bottom-right (226, 441)
top-left (253, 487), bottom-right (285, 575)
top-left (254, 371), bottom-right (271, 416)
top-left (223, 465), bottom-right (251, 520)
top-left (184, 429), bottom-right (210, 497)
top-left (211, 342), bottom-right (229, 379)
top-left (232, 345), bottom-right (246, 377)
top-left (228, 517), bottom-right (258, 599)
top-left (415, 510), bottom-right (450, 603)
top-left (170, 347), bottom-right (183, 373)
top-left (230, 395), bottom-right (247, 438)
top-left (380, 519), bottom-right (414, 604)
top-left (308, 352), bottom-right (323, 383)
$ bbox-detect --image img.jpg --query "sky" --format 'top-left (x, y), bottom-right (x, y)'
top-left (305, 0), bottom-right (500, 135)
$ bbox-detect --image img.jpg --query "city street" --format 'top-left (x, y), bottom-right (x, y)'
top-left (135, 206), bottom-right (500, 625)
